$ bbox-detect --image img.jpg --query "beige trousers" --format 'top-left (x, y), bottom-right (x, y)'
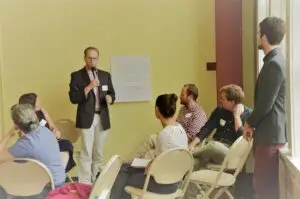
top-left (78, 114), bottom-right (109, 184)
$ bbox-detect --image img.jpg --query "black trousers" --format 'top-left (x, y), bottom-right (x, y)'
top-left (110, 164), bottom-right (179, 199)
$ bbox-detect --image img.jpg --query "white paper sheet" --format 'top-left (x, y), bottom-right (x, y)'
top-left (131, 158), bottom-right (151, 168)
top-left (111, 55), bottom-right (152, 102)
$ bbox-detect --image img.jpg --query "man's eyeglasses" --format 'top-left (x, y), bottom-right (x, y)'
top-left (86, 57), bottom-right (98, 60)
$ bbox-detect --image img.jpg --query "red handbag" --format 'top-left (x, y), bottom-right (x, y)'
top-left (45, 183), bottom-right (92, 199)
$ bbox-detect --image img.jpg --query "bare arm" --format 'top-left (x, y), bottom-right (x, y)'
top-left (188, 137), bottom-right (201, 151)
top-left (0, 149), bottom-right (14, 164)
top-left (234, 116), bottom-right (243, 132)
top-left (41, 109), bottom-right (61, 139)
top-left (233, 104), bottom-right (244, 132)
top-left (0, 127), bottom-right (16, 163)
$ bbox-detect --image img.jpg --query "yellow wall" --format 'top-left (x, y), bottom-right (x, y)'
top-left (242, 0), bottom-right (255, 107)
top-left (0, 25), bottom-right (4, 133)
top-left (0, 0), bottom-right (217, 160)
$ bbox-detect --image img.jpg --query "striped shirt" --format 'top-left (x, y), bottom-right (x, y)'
top-left (87, 69), bottom-right (100, 111)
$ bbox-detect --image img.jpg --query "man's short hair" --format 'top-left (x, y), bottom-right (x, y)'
top-left (220, 84), bottom-right (245, 104)
top-left (84, 46), bottom-right (99, 57)
top-left (184, 84), bottom-right (198, 101)
top-left (259, 17), bottom-right (286, 45)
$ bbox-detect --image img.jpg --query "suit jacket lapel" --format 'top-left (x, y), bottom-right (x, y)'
top-left (81, 67), bottom-right (90, 85)
top-left (96, 69), bottom-right (102, 86)
top-left (96, 69), bottom-right (103, 98)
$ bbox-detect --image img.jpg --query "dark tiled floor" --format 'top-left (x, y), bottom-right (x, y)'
top-left (69, 172), bottom-right (255, 199)
top-left (234, 172), bottom-right (255, 199)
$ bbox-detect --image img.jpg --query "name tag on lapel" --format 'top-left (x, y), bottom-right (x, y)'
top-left (219, 119), bottom-right (226, 126)
top-left (185, 113), bottom-right (192, 118)
top-left (102, 85), bottom-right (108, 91)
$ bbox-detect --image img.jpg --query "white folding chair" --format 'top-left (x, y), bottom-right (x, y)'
top-left (0, 158), bottom-right (54, 196)
top-left (60, 151), bottom-right (74, 182)
top-left (125, 148), bottom-right (194, 199)
top-left (190, 136), bottom-right (253, 199)
top-left (89, 155), bottom-right (122, 199)
top-left (55, 119), bottom-right (79, 182)
top-left (55, 119), bottom-right (80, 143)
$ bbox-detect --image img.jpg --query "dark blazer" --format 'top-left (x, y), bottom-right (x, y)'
top-left (247, 48), bottom-right (287, 145)
top-left (69, 67), bottom-right (115, 130)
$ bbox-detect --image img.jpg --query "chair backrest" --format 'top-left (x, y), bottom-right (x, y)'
top-left (89, 155), bottom-right (122, 199)
top-left (60, 151), bottom-right (69, 170)
top-left (221, 136), bottom-right (253, 176)
top-left (145, 148), bottom-right (194, 194)
top-left (55, 119), bottom-right (80, 143)
top-left (0, 158), bottom-right (55, 196)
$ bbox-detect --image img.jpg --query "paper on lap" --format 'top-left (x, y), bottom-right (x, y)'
top-left (131, 158), bottom-right (151, 168)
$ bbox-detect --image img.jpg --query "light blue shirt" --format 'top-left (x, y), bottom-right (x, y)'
top-left (9, 126), bottom-right (65, 187)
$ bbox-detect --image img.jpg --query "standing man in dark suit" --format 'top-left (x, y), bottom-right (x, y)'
top-left (69, 47), bottom-right (115, 184)
top-left (243, 17), bottom-right (286, 199)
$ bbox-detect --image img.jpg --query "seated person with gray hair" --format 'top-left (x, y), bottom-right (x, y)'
top-left (0, 104), bottom-right (65, 198)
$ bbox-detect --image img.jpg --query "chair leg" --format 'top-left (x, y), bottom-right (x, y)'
top-left (224, 189), bottom-right (234, 199)
top-left (130, 194), bottom-right (139, 199)
top-left (197, 195), bottom-right (210, 199)
top-left (197, 195), bottom-right (209, 199)
top-left (67, 173), bottom-right (74, 182)
top-left (212, 187), bottom-right (227, 199)
top-left (193, 183), bottom-right (215, 199)
top-left (195, 184), bottom-right (206, 198)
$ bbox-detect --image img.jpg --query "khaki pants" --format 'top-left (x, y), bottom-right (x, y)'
top-left (78, 114), bottom-right (109, 184)
top-left (193, 140), bottom-right (229, 170)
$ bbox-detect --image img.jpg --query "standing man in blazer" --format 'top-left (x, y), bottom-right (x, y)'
top-left (69, 47), bottom-right (115, 184)
top-left (243, 17), bottom-right (286, 199)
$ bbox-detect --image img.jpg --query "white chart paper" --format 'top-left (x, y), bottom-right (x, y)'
top-left (111, 55), bottom-right (152, 102)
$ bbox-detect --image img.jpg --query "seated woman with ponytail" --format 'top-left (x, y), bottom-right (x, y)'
top-left (110, 93), bottom-right (188, 199)
top-left (0, 104), bottom-right (65, 198)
